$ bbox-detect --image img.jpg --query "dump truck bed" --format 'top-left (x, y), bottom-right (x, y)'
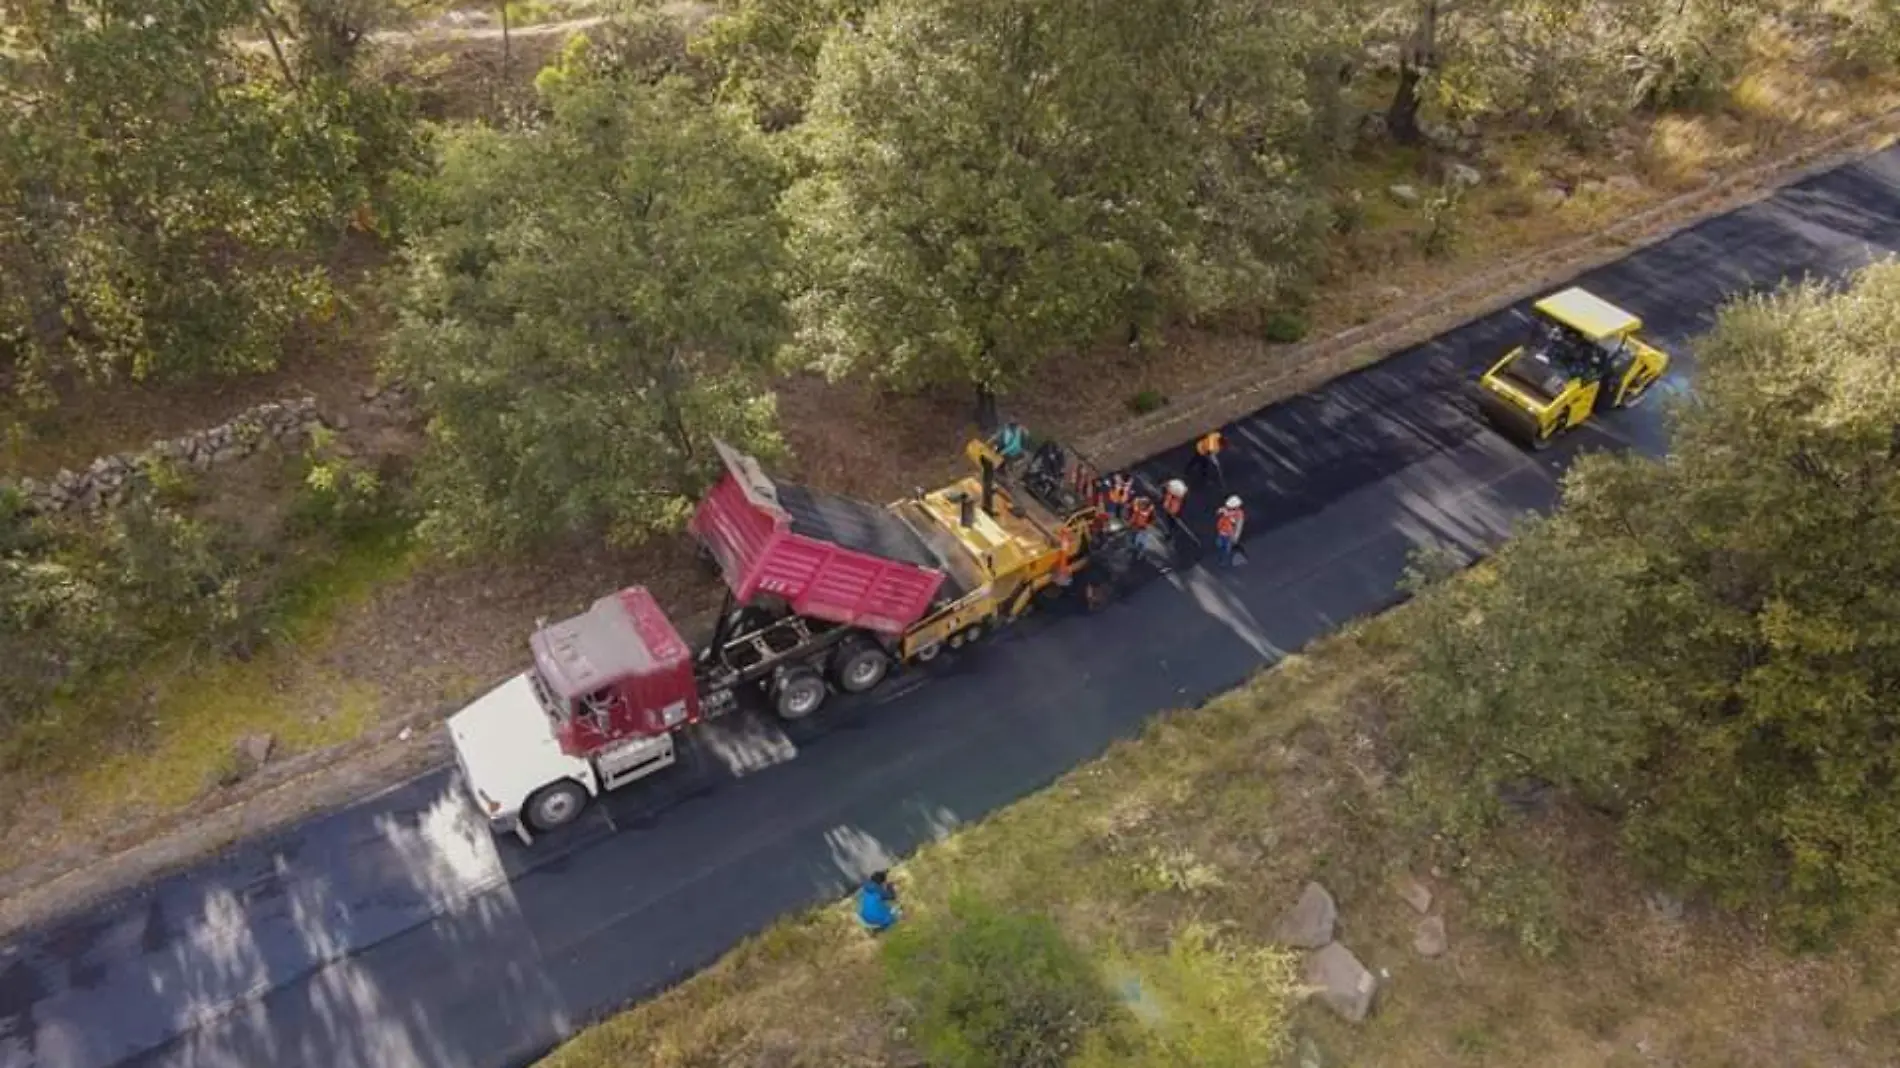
top-left (689, 441), bottom-right (952, 635)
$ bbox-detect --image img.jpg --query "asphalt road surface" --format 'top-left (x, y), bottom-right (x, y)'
top-left (7, 148), bottom-right (1900, 1068)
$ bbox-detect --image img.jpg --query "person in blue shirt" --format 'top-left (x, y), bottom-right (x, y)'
top-left (857, 870), bottom-right (900, 933)
top-left (991, 420), bottom-right (1028, 463)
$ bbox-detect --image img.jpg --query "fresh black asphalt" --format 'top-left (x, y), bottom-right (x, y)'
top-left (6, 147), bottom-right (1900, 1068)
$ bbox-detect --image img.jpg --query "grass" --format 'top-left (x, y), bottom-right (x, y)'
top-left (537, 602), bottom-right (1900, 1068)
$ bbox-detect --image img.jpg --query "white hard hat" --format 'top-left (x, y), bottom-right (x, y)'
top-left (1166, 479), bottom-right (1186, 495)
top-left (1225, 496), bottom-right (1241, 509)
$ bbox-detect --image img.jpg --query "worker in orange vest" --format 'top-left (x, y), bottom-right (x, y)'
top-left (1161, 478), bottom-right (1187, 518)
top-left (1105, 471), bottom-right (1134, 520)
top-left (1189, 428), bottom-right (1226, 487)
top-left (1128, 494), bottom-right (1155, 530)
top-left (1128, 494), bottom-right (1167, 561)
top-left (1214, 495), bottom-right (1244, 566)
top-left (1055, 524), bottom-right (1078, 585)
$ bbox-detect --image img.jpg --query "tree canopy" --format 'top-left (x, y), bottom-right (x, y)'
top-left (389, 72), bottom-right (788, 553)
top-left (1398, 260), bottom-right (1900, 944)
top-left (780, 0), bottom-right (1330, 412)
top-left (0, 0), bottom-right (416, 405)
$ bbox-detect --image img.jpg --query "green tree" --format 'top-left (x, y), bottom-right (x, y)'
top-left (693, 0), bottom-right (875, 130)
top-left (1382, 0), bottom-right (1764, 141)
top-left (783, 0), bottom-right (1325, 418)
top-left (389, 74), bottom-right (788, 553)
top-left (1399, 261), bottom-right (1900, 945)
top-left (0, 0), bottom-right (408, 402)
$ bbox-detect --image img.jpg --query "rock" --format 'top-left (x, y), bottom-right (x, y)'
top-left (1387, 183), bottom-right (1421, 205)
top-left (1274, 881), bottom-right (1339, 949)
top-left (1446, 162), bottom-right (1483, 188)
top-left (1394, 874), bottom-right (1433, 914)
top-left (1608, 174), bottom-right (1644, 193)
top-left (1414, 915), bottom-right (1448, 957)
top-left (1304, 943), bottom-right (1378, 1023)
top-left (1647, 890), bottom-right (1685, 924)
top-left (330, 412), bottom-right (351, 431)
top-left (237, 732), bottom-right (276, 769)
top-left (1378, 285), bottom-right (1407, 302)
top-left (1297, 1035), bottom-right (1325, 1068)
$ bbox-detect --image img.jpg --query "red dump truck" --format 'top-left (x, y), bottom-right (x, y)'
top-left (448, 436), bottom-right (1150, 841)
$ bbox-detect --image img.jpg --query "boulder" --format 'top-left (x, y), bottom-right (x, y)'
top-left (1647, 890), bottom-right (1685, 924)
top-left (1414, 915), bottom-right (1448, 958)
top-left (1388, 183), bottom-right (1421, 205)
top-left (237, 732), bottom-right (276, 769)
top-left (1304, 943), bottom-right (1378, 1023)
top-left (1394, 874), bottom-right (1433, 915)
top-left (1273, 881), bottom-right (1338, 949)
top-left (1446, 162), bottom-right (1483, 188)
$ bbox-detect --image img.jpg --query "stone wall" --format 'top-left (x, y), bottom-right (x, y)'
top-left (5, 397), bottom-right (329, 517)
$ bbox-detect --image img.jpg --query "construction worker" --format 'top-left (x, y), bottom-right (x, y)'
top-left (1188, 428), bottom-right (1226, 487)
top-left (1106, 471), bottom-right (1134, 520)
top-left (1214, 495), bottom-right (1245, 566)
top-left (1161, 478), bottom-right (1187, 518)
top-left (1128, 494), bottom-right (1166, 561)
top-left (857, 870), bottom-right (900, 933)
top-left (990, 419), bottom-right (1029, 463)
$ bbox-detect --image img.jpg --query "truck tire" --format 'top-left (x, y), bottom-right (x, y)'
top-left (832, 641), bottom-right (891, 693)
top-left (774, 666), bottom-right (828, 720)
top-left (525, 779), bottom-right (588, 833)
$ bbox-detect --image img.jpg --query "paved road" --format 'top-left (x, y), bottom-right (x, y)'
top-left (5, 149), bottom-right (1900, 1068)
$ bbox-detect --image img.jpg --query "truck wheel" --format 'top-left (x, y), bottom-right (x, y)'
top-left (525, 779), bottom-right (588, 833)
top-left (833, 642), bottom-right (891, 693)
top-left (774, 666), bottom-right (828, 720)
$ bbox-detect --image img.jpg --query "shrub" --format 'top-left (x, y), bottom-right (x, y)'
top-left (1127, 389), bottom-right (1169, 415)
top-left (289, 426), bottom-right (401, 541)
top-left (0, 486), bottom-right (256, 738)
top-left (882, 893), bottom-right (1114, 1068)
top-left (1262, 310), bottom-right (1309, 344)
top-left (1417, 183), bottom-right (1467, 258)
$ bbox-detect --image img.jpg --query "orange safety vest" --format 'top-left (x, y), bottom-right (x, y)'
top-left (1162, 487), bottom-right (1184, 516)
top-left (1129, 498), bottom-right (1155, 530)
top-left (1055, 526), bottom-right (1078, 582)
top-left (1108, 475), bottom-right (1132, 505)
top-left (1196, 431), bottom-right (1223, 457)
top-left (1215, 506), bottom-right (1242, 539)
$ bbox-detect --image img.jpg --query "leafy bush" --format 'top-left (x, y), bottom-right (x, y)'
top-left (0, 487), bottom-right (256, 741)
top-left (1127, 389), bottom-right (1169, 415)
top-left (1417, 183), bottom-right (1467, 258)
top-left (289, 426), bottom-right (402, 540)
top-left (882, 893), bottom-right (1114, 1068)
top-left (1261, 309), bottom-right (1309, 344)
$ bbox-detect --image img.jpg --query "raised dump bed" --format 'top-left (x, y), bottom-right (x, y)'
top-left (688, 440), bottom-right (949, 635)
